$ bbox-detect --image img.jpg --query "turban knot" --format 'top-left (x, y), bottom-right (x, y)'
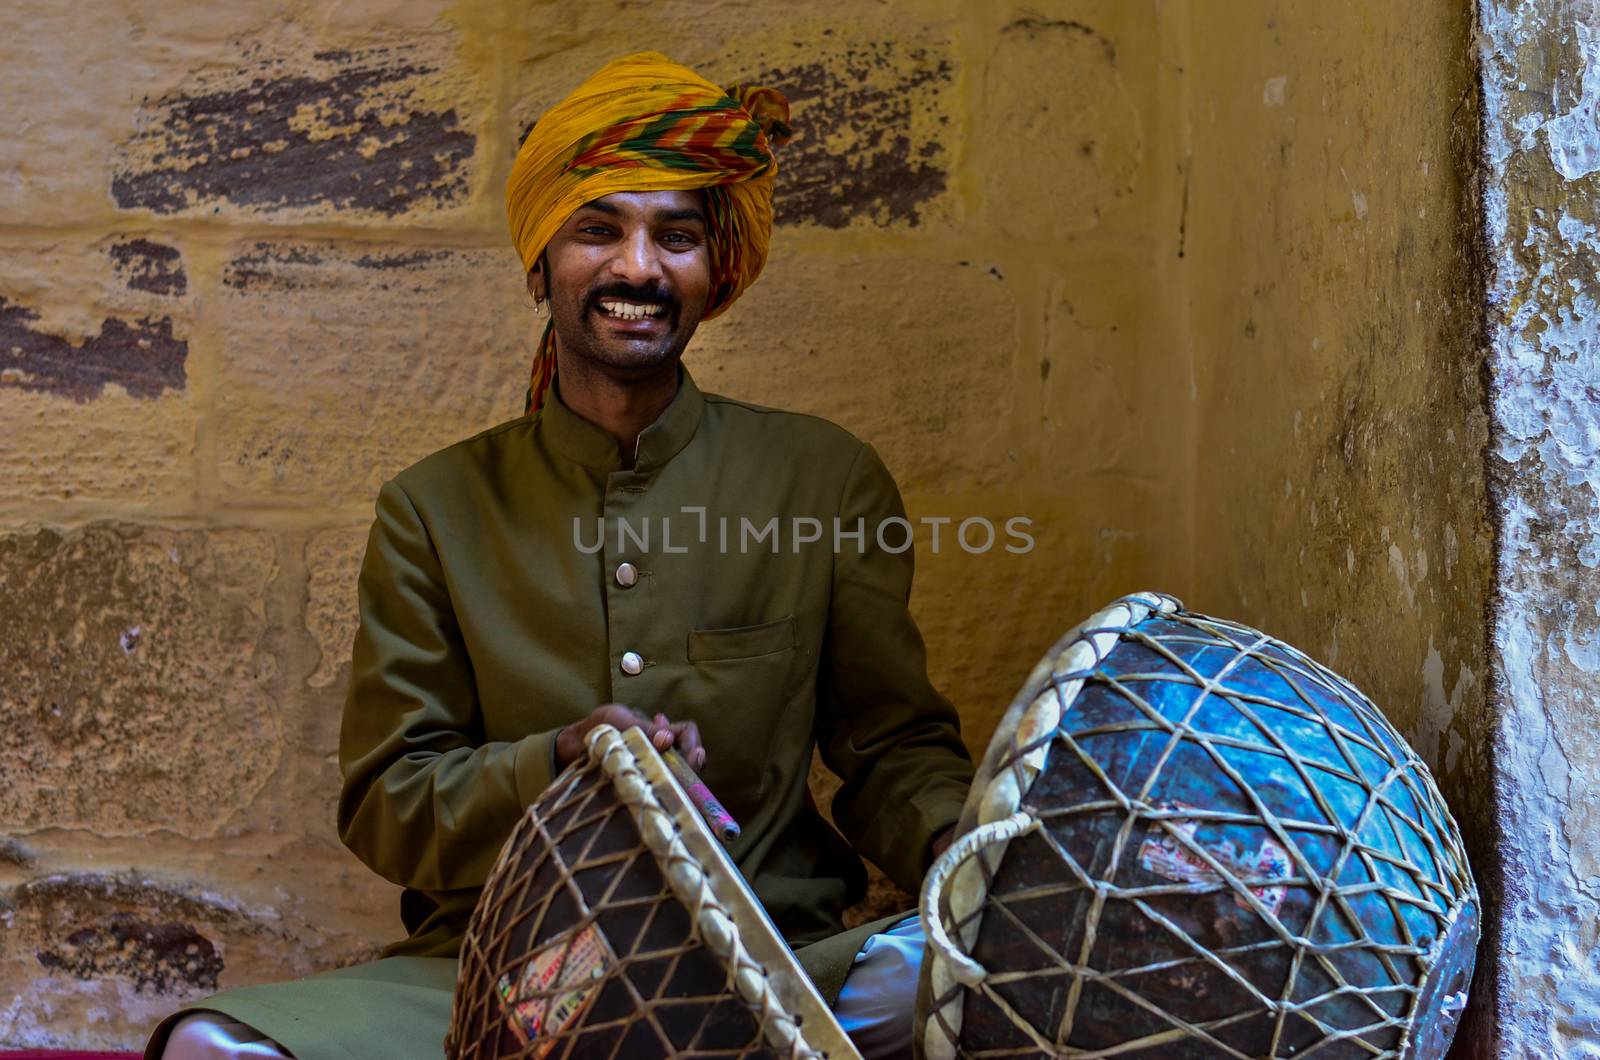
top-left (506, 52), bottom-right (792, 412)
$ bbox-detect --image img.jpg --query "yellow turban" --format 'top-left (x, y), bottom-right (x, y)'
top-left (506, 52), bottom-right (793, 412)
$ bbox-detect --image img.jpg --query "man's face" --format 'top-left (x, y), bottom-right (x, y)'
top-left (531, 190), bottom-right (714, 374)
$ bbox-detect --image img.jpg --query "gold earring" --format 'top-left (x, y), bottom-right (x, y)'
top-left (533, 294), bottom-right (547, 317)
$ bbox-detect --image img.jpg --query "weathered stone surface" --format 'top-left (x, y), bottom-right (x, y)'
top-left (1187, 0), bottom-right (1490, 775)
top-left (0, 836), bottom-right (37, 867)
top-left (0, 524), bottom-right (281, 836)
top-left (1035, 261), bottom-right (1186, 483)
top-left (0, 237), bottom-right (194, 404)
top-left (0, 387), bottom-right (198, 506)
top-left (305, 526), bottom-right (370, 689)
top-left (7, 874), bottom-right (261, 993)
top-left (0, 2), bottom-right (482, 227)
top-left (979, 18), bottom-right (1143, 239)
top-left (214, 241), bottom-right (527, 504)
top-left (687, 251), bottom-right (1016, 490)
top-left (0, 239), bottom-right (198, 504)
top-left (0, 0), bottom-right (161, 224)
top-left (37, 915), bottom-right (223, 995)
top-left (113, 39), bottom-right (482, 221)
top-left (0, 870), bottom-right (381, 1049)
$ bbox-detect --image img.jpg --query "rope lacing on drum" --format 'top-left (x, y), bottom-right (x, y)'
top-left (591, 726), bottom-right (827, 1060)
top-left (920, 591), bottom-right (1477, 1059)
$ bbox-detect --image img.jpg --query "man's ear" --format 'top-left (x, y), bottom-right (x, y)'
top-left (526, 262), bottom-right (546, 302)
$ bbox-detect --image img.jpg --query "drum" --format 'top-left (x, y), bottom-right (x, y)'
top-left (449, 725), bottom-right (860, 1060)
top-left (918, 592), bottom-right (1478, 1059)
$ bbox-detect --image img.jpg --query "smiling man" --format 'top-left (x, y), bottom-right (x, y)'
top-left (145, 52), bottom-right (973, 1060)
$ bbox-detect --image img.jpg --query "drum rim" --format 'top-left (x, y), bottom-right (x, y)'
top-left (919, 591), bottom-right (1179, 1059)
top-left (599, 725), bottom-right (862, 1060)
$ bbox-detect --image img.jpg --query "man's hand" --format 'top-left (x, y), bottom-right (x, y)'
top-left (931, 826), bottom-right (957, 860)
top-left (555, 704), bottom-right (706, 770)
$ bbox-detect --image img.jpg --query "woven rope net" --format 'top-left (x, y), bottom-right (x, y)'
top-left (449, 726), bottom-right (834, 1059)
top-left (921, 593), bottom-right (1477, 1060)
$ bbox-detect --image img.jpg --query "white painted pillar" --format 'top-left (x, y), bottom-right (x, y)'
top-left (1481, 1), bottom-right (1600, 1054)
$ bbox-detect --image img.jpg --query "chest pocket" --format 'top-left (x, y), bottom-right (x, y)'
top-left (687, 614), bottom-right (797, 662)
top-left (685, 616), bottom-right (801, 808)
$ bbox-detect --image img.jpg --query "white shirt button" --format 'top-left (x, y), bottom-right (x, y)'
top-left (615, 562), bottom-right (639, 588)
top-left (620, 651), bottom-right (644, 676)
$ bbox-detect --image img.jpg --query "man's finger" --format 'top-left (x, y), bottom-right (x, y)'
top-left (670, 721), bottom-right (705, 770)
top-left (645, 712), bottom-right (673, 750)
top-left (671, 720), bottom-right (703, 753)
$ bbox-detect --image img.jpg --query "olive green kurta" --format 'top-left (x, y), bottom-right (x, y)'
top-left (148, 366), bottom-right (972, 1059)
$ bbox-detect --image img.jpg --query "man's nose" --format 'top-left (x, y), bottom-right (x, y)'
top-left (609, 229), bottom-right (664, 286)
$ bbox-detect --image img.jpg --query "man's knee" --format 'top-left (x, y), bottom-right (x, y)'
top-left (834, 915), bottom-right (924, 1058)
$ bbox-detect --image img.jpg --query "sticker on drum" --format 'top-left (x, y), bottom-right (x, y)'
top-left (496, 924), bottom-right (612, 1054)
top-left (1136, 800), bottom-right (1292, 917)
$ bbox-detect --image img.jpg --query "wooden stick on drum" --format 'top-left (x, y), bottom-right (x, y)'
top-left (663, 748), bottom-right (742, 843)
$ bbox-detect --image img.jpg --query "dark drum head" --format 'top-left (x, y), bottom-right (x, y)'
top-left (1402, 900), bottom-right (1479, 1060)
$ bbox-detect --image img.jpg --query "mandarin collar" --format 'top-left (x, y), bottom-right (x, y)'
top-left (540, 364), bottom-right (706, 473)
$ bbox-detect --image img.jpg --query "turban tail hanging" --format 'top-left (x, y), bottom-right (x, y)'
top-left (506, 52), bottom-right (793, 413)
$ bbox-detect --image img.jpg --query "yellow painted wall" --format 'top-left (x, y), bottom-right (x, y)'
top-left (0, 0), bottom-right (1491, 1050)
top-left (1182, 2), bottom-right (1495, 1050)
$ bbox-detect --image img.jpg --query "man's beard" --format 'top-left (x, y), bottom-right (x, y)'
top-left (554, 280), bottom-right (697, 370)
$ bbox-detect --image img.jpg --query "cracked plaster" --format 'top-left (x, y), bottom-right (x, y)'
top-left (1481, 0), bottom-right (1600, 1054)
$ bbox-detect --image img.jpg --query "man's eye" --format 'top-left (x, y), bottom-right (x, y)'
top-left (662, 231), bottom-right (696, 246)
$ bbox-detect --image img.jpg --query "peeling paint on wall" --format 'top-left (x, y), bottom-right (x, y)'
top-left (107, 238), bottom-right (187, 297)
top-left (1482, 1), bottom-right (1600, 1053)
top-left (0, 869), bottom-right (385, 1047)
top-left (757, 40), bottom-right (952, 228)
top-left (37, 915), bottom-right (223, 994)
top-left (0, 296), bottom-right (187, 401)
top-left (112, 43), bottom-right (476, 217)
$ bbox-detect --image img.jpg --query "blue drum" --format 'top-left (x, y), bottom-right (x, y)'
top-left (919, 593), bottom-right (1477, 1059)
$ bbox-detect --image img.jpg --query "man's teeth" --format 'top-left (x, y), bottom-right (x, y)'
top-left (598, 300), bottom-right (665, 321)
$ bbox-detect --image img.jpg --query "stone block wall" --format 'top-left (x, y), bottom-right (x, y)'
top-left (1, 1), bottom-right (1192, 1047)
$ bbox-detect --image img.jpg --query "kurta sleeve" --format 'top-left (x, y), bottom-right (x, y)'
top-left (337, 478), bottom-right (559, 891)
top-left (815, 443), bottom-right (974, 893)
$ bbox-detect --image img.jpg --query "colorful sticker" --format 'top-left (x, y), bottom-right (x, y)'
top-left (1137, 802), bottom-right (1292, 917)
top-left (496, 924), bottom-right (611, 1055)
